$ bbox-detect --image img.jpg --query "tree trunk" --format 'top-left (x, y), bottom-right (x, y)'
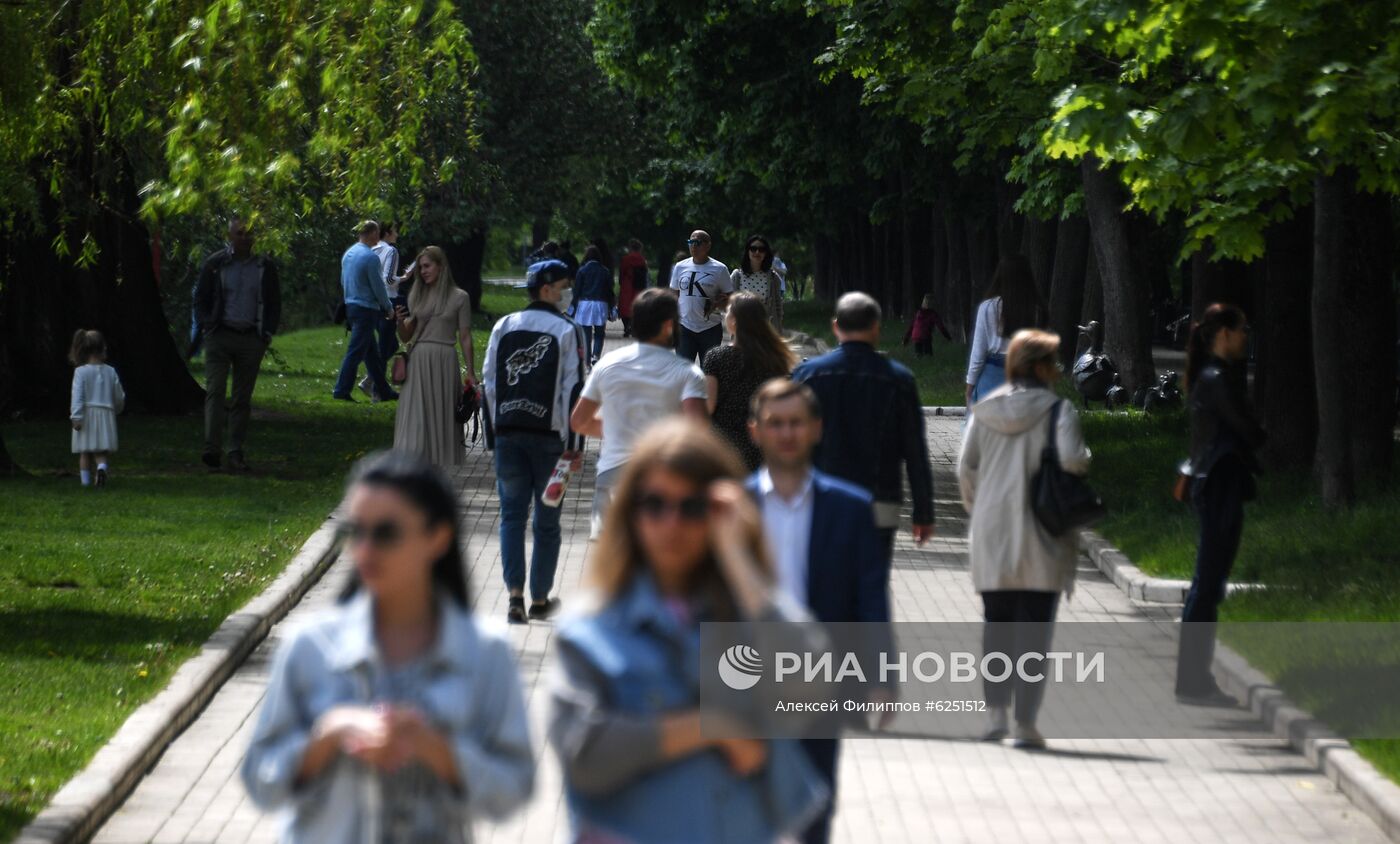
top-left (443, 227), bottom-right (487, 315)
top-left (943, 213), bottom-right (972, 343)
top-left (1190, 251), bottom-right (1253, 319)
top-left (1081, 157), bottom-right (1155, 395)
top-left (900, 199), bottom-right (918, 320)
top-left (531, 217), bottom-right (550, 251)
top-left (1312, 169), bottom-right (1397, 507)
top-left (1079, 247), bottom-right (1104, 359)
top-left (1048, 215), bottom-right (1090, 368)
top-left (0, 429), bottom-right (20, 476)
top-left (1258, 209), bottom-right (1317, 469)
top-left (1021, 214), bottom-right (1058, 301)
top-left (995, 179), bottom-right (1024, 258)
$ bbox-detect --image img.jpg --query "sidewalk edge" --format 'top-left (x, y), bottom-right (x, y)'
top-left (1079, 529), bottom-right (1260, 603)
top-left (1079, 530), bottom-right (1400, 842)
top-left (16, 514), bottom-right (345, 844)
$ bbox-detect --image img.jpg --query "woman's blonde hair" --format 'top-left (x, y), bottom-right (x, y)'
top-left (1006, 329), bottom-right (1061, 381)
top-left (588, 417), bottom-right (773, 618)
top-left (406, 245), bottom-right (462, 321)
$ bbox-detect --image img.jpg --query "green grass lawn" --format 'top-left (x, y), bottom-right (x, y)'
top-left (782, 299), bottom-right (970, 406)
top-left (0, 286), bottom-right (526, 840)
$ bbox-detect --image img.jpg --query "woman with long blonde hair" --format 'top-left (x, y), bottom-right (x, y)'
top-left (392, 246), bottom-right (476, 465)
top-left (548, 418), bottom-right (829, 843)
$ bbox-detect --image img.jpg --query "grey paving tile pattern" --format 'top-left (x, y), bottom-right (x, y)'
top-left (92, 327), bottom-right (1385, 843)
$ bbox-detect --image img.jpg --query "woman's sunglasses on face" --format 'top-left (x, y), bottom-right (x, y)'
top-left (748, 245), bottom-right (768, 254)
top-left (344, 518), bottom-right (407, 550)
top-left (636, 491), bottom-right (710, 522)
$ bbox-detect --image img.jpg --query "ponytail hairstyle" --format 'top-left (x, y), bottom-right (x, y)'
top-left (338, 450), bottom-right (469, 608)
top-left (1184, 303), bottom-right (1247, 393)
top-left (68, 329), bottom-right (107, 366)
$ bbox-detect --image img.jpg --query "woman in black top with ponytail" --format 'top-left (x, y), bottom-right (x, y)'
top-left (1175, 303), bottom-right (1265, 707)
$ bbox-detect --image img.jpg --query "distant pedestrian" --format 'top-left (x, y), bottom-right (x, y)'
top-left (1176, 303), bottom-right (1263, 708)
top-left (957, 329), bottom-right (1091, 749)
top-left (193, 216), bottom-right (282, 472)
top-left (730, 234), bottom-right (783, 331)
top-left (570, 245), bottom-right (615, 366)
top-left (333, 220), bottom-right (397, 403)
top-left (363, 221), bottom-right (402, 396)
top-left (702, 292), bottom-right (795, 471)
top-left (965, 254), bottom-right (1044, 407)
top-left (482, 259), bottom-right (587, 624)
top-left (549, 419), bottom-right (829, 844)
top-left (772, 251), bottom-right (789, 298)
top-left (557, 241), bottom-right (580, 275)
top-left (241, 452), bottom-right (534, 841)
top-left (669, 229), bottom-right (733, 362)
top-left (571, 288), bottom-right (708, 539)
top-left (392, 246), bottom-right (476, 467)
top-left (902, 293), bottom-right (951, 357)
top-left (617, 238), bottom-right (648, 338)
top-left (746, 379), bottom-right (888, 844)
top-left (793, 292), bottom-right (935, 562)
top-left (68, 330), bottom-right (125, 488)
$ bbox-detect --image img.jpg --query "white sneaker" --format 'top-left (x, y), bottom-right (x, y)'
top-left (982, 705), bottom-right (1009, 741)
top-left (1013, 722), bottom-right (1046, 750)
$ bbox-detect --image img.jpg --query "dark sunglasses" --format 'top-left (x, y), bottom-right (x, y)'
top-left (344, 518), bottom-right (406, 549)
top-left (636, 492), bottom-right (710, 522)
top-left (748, 245), bottom-right (768, 253)
top-left (687, 239), bottom-right (709, 246)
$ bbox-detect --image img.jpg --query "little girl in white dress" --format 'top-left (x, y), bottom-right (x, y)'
top-left (69, 329), bottom-right (125, 488)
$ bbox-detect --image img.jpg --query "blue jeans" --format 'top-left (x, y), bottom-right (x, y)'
top-left (970, 353), bottom-right (1006, 404)
top-left (334, 304), bottom-right (394, 399)
top-left (495, 432), bottom-right (565, 601)
top-left (581, 324), bottom-right (606, 363)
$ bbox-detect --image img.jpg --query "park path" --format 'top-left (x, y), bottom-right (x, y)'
top-left (91, 325), bottom-right (1386, 843)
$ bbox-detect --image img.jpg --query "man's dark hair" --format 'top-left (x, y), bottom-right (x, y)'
top-left (380, 221), bottom-right (397, 237)
top-left (631, 288), bottom-right (678, 342)
top-left (541, 240), bottom-right (559, 256)
top-left (583, 244), bottom-right (602, 264)
top-left (834, 292), bottom-right (881, 332)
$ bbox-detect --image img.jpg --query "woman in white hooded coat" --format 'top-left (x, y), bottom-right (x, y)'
top-left (957, 329), bottom-right (1091, 750)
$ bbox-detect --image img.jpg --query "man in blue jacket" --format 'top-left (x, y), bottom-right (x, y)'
top-left (332, 220), bottom-right (397, 402)
top-left (746, 378), bottom-right (890, 844)
top-left (792, 292), bottom-right (935, 563)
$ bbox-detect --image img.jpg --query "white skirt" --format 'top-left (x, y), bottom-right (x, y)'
top-left (72, 407), bottom-right (119, 453)
top-left (573, 299), bottom-right (609, 327)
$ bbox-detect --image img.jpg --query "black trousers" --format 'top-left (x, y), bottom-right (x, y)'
top-left (800, 738), bottom-right (840, 844)
top-left (981, 590), bottom-right (1060, 725)
top-left (1175, 457), bottom-right (1249, 696)
top-left (677, 323), bottom-right (722, 363)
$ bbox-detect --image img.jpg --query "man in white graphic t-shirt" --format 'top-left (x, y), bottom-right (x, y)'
top-left (668, 229), bottom-right (733, 362)
top-left (570, 288), bottom-right (709, 538)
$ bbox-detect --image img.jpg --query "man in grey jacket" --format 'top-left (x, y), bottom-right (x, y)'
top-left (193, 216), bottom-right (282, 473)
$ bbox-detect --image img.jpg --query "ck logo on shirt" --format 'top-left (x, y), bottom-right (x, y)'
top-left (505, 336), bottom-right (553, 385)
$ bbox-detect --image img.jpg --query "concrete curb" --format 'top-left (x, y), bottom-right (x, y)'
top-left (1079, 529), bottom-right (1261, 604)
top-left (1213, 645), bottom-right (1400, 842)
top-left (922, 406), bottom-right (967, 418)
top-left (1077, 530), bottom-right (1400, 842)
top-left (17, 514), bottom-right (345, 844)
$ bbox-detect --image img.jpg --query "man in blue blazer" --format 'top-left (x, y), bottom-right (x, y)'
top-left (745, 378), bottom-right (891, 844)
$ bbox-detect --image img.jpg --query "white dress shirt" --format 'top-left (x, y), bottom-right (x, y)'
top-left (758, 467), bottom-right (816, 606)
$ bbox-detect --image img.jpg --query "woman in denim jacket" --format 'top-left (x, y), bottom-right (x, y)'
top-left (549, 418), bottom-right (830, 844)
top-left (242, 452), bottom-right (534, 842)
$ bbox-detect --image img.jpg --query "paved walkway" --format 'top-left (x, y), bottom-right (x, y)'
top-left (93, 326), bottom-right (1386, 843)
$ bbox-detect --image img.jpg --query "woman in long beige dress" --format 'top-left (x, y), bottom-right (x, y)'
top-left (393, 245), bottom-right (476, 466)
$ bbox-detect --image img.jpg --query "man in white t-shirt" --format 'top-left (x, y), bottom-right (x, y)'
top-left (570, 288), bottom-right (709, 538)
top-left (668, 228), bottom-right (732, 362)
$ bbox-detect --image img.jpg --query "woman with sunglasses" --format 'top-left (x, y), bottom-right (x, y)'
top-left (1175, 303), bottom-right (1263, 707)
top-left (549, 418), bottom-right (829, 844)
top-left (242, 451), bottom-right (534, 842)
top-left (730, 235), bottom-right (783, 331)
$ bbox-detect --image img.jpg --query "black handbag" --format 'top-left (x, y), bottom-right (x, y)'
top-left (1031, 400), bottom-right (1106, 536)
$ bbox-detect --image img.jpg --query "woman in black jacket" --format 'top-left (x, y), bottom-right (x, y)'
top-left (1175, 303), bottom-right (1264, 706)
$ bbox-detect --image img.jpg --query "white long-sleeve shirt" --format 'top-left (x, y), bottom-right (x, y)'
top-left (965, 297), bottom-right (1010, 386)
top-left (70, 363), bottom-right (125, 421)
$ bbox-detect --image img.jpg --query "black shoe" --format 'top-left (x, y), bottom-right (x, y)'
top-left (1176, 687), bottom-right (1239, 708)
top-left (507, 596), bottom-right (527, 625)
top-left (528, 597), bottom-right (561, 620)
top-left (94, 467), bottom-right (107, 489)
top-left (201, 450), bottom-right (221, 470)
top-left (332, 393), bottom-right (356, 402)
top-left (227, 451), bottom-right (250, 473)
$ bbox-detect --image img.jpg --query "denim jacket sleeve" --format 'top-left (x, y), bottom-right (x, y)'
top-left (450, 630), bottom-right (536, 819)
top-left (240, 627), bottom-right (326, 811)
